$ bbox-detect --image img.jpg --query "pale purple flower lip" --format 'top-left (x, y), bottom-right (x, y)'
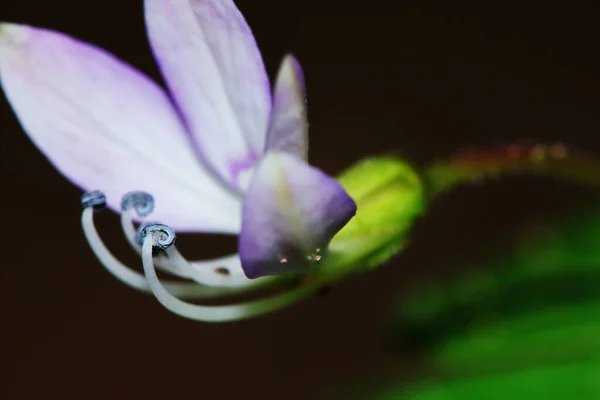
top-left (0, 0), bottom-right (356, 284)
top-left (240, 152), bottom-right (357, 279)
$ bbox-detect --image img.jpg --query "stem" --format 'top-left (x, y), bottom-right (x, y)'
top-left (424, 142), bottom-right (600, 198)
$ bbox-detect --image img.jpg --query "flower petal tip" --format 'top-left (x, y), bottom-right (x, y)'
top-left (0, 22), bottom-right (17, 36)
top-left (0, 23), bottom-right (43, 50)
top-left (279, 53), bottom-right (305, 89)
top-left (264, 55), bottom-right (308, 160)
top-left (0, 23), bottom-right (23, 49)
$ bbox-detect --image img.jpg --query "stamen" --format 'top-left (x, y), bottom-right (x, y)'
top-left (139, 222), bottom-right (175, 249)
top-left (79, 191), bottom-right (240, 299)
top-left (141, 224), bottom-right (321, 322)
top-left (121, 191), bottom-right (154, 216)
top-left (119, 209), bottom-right (189, 279)
top-left (81, 190), bottom-right (106, 210)
top-left (118, 192), bottom-right (273, 289)
top-left (164, 245), bottom-right (266, 288)
top-left (215, 267), bottom-right (230, 276)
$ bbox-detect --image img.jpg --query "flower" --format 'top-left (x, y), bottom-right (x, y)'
top-left (0, 0), bottom-right (361, 321)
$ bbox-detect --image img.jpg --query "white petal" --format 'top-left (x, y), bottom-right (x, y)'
top-left (0, 23), bottom-right (241, 232)
top-left (145, 0), bottom-right (272, 192)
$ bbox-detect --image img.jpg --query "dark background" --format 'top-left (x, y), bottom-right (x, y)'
top-left (2, 0), bottom-right (599, 398)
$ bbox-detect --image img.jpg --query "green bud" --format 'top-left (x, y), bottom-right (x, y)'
top-left (321, 156), bottom-right (426, 283)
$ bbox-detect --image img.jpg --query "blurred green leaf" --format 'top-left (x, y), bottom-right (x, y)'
top-left (386, 203), bottom-right (600, 378)
top-left (382, 358), bottom-right (600, 399)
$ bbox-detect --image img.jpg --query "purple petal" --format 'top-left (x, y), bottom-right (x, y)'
top-left (0, 24), bottom-right (241, 233)
top-left (265, 54), bottom-right (308, 160)
top-left (239, 152), bottom-right (356, 279)
top-left (145, 0), bottom-right (271, 192)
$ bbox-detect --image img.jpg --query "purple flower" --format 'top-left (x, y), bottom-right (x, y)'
top-left (0, 0), bottom-right (356, 321)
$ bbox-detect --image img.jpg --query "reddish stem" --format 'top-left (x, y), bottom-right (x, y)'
top-left (424, 142), bottom-right (600, 198)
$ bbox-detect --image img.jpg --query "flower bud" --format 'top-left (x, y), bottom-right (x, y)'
top-left (323, 156), bottom-right (426, 282)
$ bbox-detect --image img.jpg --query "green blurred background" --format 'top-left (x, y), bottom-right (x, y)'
top-left (380, 203), bottom-right (600, 399)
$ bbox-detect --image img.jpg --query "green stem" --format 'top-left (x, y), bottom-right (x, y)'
top-left (424, 142), bottom-right (600, 198)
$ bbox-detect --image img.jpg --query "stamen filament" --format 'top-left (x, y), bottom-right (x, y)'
top-left (120, 206), bottom-right (273, 290)
top-left (165, 246), bottom-right (265, 288)
top-left (120, 210), bottom-right (189, 278)
top-left (142, 231), bottom-right (321, 322)
top-left (81, 207), bottom-right (239, 299)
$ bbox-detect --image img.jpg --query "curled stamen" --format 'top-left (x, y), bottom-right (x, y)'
top-left (139, 223), bottom-right (175, 250)
top-left (81, 190), bottom-right (106, 210)
top-left (117, 197), bottom-right (276, 289)
top-left (121, 191), bottom-right (154, 217)
top-left (141, 227), bottom-right (321, 322)
top-left (79, 191), bottom-right (241, 299)
top-left (119, 211), bottom-right (189, 279)
top-left (135, 220), bottom-right (162, 247)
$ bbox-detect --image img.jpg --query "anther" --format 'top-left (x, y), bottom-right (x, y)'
top-left (81, 190), bottom-right (106, 210)
top-left (136, 221), bottom-right (161, 247)
top-left (214, 267), bottom-right (230, 276)
top-left (139, 223), bottom-right (176, 250)
top-left (121, 191), bottom-right (155, 216)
